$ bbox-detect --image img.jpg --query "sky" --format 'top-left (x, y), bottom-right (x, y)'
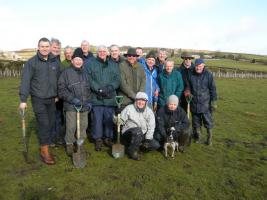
top-left (0, 0), bottom-right (267, 55)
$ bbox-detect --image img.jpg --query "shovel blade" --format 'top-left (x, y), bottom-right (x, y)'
top-left (112, 144), bottom-right (125, 158)
top-left (72, 148), bottom-right (86, 168)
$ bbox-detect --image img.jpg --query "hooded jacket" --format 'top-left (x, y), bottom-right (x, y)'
top-left (157, 69), bottom-right (184, 106)
top-left (119, 60), bottom-right (146, 106)
top-left (19, 51), bottom-right (60, 102)
top-left (120, 103), bottom-right (155, 140)
top-left (188, 68), bottom-right (217, 113)
top-left (58, 65), bottom-right (91, 112)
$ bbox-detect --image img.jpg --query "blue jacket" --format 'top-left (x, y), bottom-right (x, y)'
top-left (157, 70), bottom-right (184, 106)
top-left (141, 63), bottom-right (160, 107)
top-left (188, 68), bottom-right (217, 113)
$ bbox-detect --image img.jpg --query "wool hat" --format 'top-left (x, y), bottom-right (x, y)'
top-left (181, 52), bottom-right (194, 59)
top-left (124, 47), bottom-right (138, 57)
top-left (72, 47), bottom-right (84, 59)
top-left (195, 58), bottom-right (205, 66)
top-left (167, 95), bottom-right (179, 105)
top-left (146, 51), bottom-right (156, 59)
top-left (135, 92), bottom-right (148, 101)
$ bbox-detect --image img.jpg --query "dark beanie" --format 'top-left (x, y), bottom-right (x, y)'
top-left (72, 47), bottom-right (84, 59)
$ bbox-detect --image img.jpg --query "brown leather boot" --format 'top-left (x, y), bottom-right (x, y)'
top-left (40, 145), bottom-right (55, 165)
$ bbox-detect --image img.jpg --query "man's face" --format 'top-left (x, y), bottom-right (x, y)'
top-left (136, 99), bottom-right (146, 109)
top-left (195, 63), bottom-right (205, 74)
top-left (97, 49), bottom-right (108, 60)
top-left (71, 57), bottom-right (83, 68)
top-left (146, 57), bottom-right (155, 68)
top-left (81, 42), bottom-right (90, 54)
top-left (158, 51), bottom-right (167, 62)
top-left (165, 61), bottom-right (174, 74)
top-left (136, 48), bottom-right (143, 58)
top-left (38, 41), bottom-right (50, 57)
top-left (64, 48), bottom-right (73, 61)
top-left (127, 55), bottom-right (137, 65)
top-left (183, 58), bottom-right (192, 68)
top-left (110, 46), bottom-right (120, 60)
top-left (50, 42), bottom-right (61, 56)
top-left (167, 103), bottom-right (178, 111)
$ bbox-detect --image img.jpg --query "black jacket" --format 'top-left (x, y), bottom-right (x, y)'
top-left (156, 106), bottom-right (189, 138)
top-left (58, 65), bottom-right (91, 112)
top-left (177, 62), bottom-right (194, 90)
top-left (188, 68), bottom-right (217, 113)
top-left (19, 51), bottom-right (60, 102)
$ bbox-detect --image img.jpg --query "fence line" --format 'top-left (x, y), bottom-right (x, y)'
top-left (1, 69), bottom-right (267, 79)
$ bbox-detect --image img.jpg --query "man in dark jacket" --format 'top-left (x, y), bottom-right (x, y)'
top-left (118, 47), bottom-right (146, 107)
top-left (155, 95), bottom-right (190, 152)
top-left (87, 45), bottom-right (121, 151)
top-left (187, 59), bottom-right (217, 145)
top-left (177, 52), bottom-right (195, 113)
top-left (58, 48), bottom-right (92, 156)
top-left (19, 37), bottom-right (60, 165)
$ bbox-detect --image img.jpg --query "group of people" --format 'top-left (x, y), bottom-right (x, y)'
top-left (19, 37), bottom-right (217, 165)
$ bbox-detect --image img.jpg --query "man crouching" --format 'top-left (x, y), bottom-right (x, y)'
top-left (120, 92), bottom-right (160, 160)
top-left (155, 95), bottom-right (190, 153)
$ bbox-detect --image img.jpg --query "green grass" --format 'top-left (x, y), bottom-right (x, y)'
top-left (0, 78), bottom-right (267, 200)
top-left (205, 59), bottom-right (267, 72)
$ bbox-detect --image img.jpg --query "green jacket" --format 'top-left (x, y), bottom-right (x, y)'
top-left (87, 57), bottom-right (121, 106)
top-left (158, 69), bottom-right (184, 106)
top-left (119, 60), bottom-right (146, 106)
top-left (61, 59), bottom-right (71, 69)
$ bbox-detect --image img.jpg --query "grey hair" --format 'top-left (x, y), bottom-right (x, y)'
top-left (110, 44), bottom-right (119, 49)
top-left (64, 45), bottom-right (73, 52)
top-left (97, 45), bottom-right (108, 52)
top-left (81, 40), bottom-right (89, 45)
top-left (50, 38), bottom-right (61, 46)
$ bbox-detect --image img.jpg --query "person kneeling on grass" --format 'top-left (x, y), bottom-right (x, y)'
top-left (58, 48), bottom-right (92, 156)
top-left (120, 92), bottom-right (160, 160)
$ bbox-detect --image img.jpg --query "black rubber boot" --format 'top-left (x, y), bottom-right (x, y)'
top-left (206, 129), bottom-right (212, 146)
top-left (194, 128), bottom-right (201, 143)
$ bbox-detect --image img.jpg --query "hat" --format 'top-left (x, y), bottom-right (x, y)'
top-left (195, 58), bottom-right (205, 66)
top-left (167, 95), bottom-right (179, 105)
top-left (72, 48), bottom-right (84, 59)
top-left (135, 92), bottom-right (148, 101)
top-left (124, 48), bottom-right (138, 57)
top-left (146, 51), bottom-right (156, 59)
top-left (181, 52), bottom-right (194, 59)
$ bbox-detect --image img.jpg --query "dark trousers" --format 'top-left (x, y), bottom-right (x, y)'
top-left (192, 112), bottom-right (213, 129)
top-left (31, 96), bottom-right (56, 145)
top-left (122, 127), bottom-right (160, 151)
top-left (91, 106), bottom-right (115, 140)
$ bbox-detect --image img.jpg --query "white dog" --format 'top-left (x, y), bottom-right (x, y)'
top-left (164, 127), bottom-right (179, 158)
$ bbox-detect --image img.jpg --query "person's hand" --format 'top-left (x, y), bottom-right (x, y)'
top-left (19, 102), bottom-right (27, 110)
top-left (154, 90), bottom-right (159, 97)
top-left (153, 103), bottom-right (157, 113)
top-left (72, 98), bottom-right (81, 107)
top-left (55, 97), bottom-right (59, 102)
top-left (184, 89), bottom-right (191, 98)
top-left (84, 101), bottom-right (92, 112)
top-left (211, 101), bottom-right (217, 112)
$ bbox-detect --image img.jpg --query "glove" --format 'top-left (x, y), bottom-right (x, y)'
top-left (211, 101), bottom-right (217, 112)
top-left (84, 101), bottom-right (92, 112)
top-left (71, 98), bottom-right (81, 107)
top-left (184, 89), bottom-right (191, 98)
top-left (98, 85), bottom-right (114, 99)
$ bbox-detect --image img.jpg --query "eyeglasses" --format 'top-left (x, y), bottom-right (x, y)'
top-left (184, 58), bottom-right (191, 60)
top-left (127, 55), bottom-right (138, 57)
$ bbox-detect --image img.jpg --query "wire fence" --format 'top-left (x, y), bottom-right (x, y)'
top-left (1, 68), bottom-right (267, 79)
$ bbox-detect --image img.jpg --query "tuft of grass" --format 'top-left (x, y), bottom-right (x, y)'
top-left (0, 78), bottom-right (266, 199)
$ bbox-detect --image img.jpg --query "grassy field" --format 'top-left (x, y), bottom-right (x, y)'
top-left (0, 78), bottom-right (267, 200)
